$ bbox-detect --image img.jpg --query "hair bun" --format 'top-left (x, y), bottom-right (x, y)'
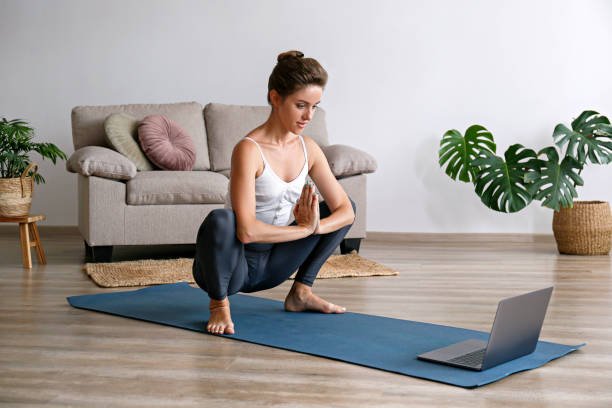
top-left (277, 50), bottom-right (304, 62)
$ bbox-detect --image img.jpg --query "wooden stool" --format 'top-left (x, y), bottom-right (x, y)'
top-left (0, 214), bottom-right (47, 268)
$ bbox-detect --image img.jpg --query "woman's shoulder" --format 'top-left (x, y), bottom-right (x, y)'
top-left (234, 137), bottom-right (255, 150)
top-left (233, 138), bottom-right (260, 163)
top-left (300, 134), bottom-right (324, 161)
top-left (231, 132), bottom-right (264, 172)
top-left (244, 125), bottom-right (265, 141)
top-left (235, 127), bottom-right (262, 149)
top-left (291, 134), bottom-right (315, 172)
top-left (300, 134), bottom-right (323, 150)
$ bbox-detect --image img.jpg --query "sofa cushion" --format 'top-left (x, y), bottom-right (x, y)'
top-left (104, 112), bottom-right (155, 171)
top-left (138, 115), bottom-right (196, 171)
top-left (204, 103), bottom-right (330, 171)
top-left (71, 101), bottom-right (210, 170)
top-left (321, 144), bottom-right (378, 178)
top-left (217, 169), bottom-right (231, 179)
top-left (126, 171), bottom-right (228, 205)
top-left (66, 146), bottom-right (137, 180)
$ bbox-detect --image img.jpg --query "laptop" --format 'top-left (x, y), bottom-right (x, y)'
top-left (417, 286), bottom-right (553, 371)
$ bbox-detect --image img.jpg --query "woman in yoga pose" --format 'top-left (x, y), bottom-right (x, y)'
top-left (192, 50), bottom-right (356, 335)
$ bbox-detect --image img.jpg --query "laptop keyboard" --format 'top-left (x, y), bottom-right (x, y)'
top-left (449, 348), bottom-right (486, 367)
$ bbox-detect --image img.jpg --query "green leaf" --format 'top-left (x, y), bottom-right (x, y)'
top-left (0, 118), bottom-right (67, 181)
top-left (34, 173), bottom-right (46, 184)
top-left (439, 125), bottom-right (496, 183)
top-left (571, 110), bottom-right (610, 130)
top-left (525, 146), bottom-right (584, 211)
top-left (470, 144), bottom-right (537, 213)
top-left (553, 110), bottom-right (612, 165)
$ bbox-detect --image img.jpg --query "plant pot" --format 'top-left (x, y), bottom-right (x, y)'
top-left (552, 200), bottom-right (612, 255)
top-left (0, 163), bottom-right (38, 217)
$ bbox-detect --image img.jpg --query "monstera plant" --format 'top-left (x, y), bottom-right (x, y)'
top-left (439, 110), bottom-right (612, 213)
top-left (439, 110), bottom-right (612, 255)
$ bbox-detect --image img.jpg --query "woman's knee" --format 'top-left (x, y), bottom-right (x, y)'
top-left (347, 197), bottom-right (357, 224)
top-left (205, 209), bottom-right (235, 230)
top-left (197, 209), bottom-right (236, 243)
top-left (348, 197), bottom-right (356, 214)
top-left (208, 208), bottom-right (235, 227)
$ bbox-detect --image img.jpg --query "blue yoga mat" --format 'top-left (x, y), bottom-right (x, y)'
top-left (66, 282), bottom-right (584, 388)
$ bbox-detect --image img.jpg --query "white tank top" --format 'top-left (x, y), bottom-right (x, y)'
top-left (224, 135), bottom-right (309, 226)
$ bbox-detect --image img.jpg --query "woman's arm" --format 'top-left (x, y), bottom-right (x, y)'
top-left (302, 136), bottom-right (355, 235)
top-left (230, 140), bottom-right (316, 244)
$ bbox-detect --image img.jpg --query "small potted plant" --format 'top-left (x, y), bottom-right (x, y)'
top-left (438, 110), bottom-right (612, 255)
top-left (0, 118), bottom-right (67, 217)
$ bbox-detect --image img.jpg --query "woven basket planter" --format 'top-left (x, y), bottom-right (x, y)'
top-left (552, 201), bottom-right (612, 255)
top-left (0, 163), bottom-right (38, 217)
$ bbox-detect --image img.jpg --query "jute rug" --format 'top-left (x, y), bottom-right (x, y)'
top-left (82, 250), bottom-right (398, 288)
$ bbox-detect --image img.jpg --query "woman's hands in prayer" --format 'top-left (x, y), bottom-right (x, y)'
top-left (294, 181), bottom-right (320, 234)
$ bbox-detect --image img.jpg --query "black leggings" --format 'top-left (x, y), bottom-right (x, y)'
top-left (192, 198), bottom-right (356, 300)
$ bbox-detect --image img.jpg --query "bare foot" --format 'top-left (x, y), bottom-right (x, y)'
top-left (207, 297), bottom-right (235, 335)
top-left (284, 282), bottom-right (346, 314)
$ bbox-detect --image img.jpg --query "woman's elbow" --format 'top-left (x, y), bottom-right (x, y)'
top-left (237, 229), bottom-right (253, 244)
top-left (235, 217), bottom-right (256, 244)
top-left (347, 199), bottom-right (356, 225)
top-left (237, 223), bottom-right (258, 244)
top-left (347, 212), bottom-right (355, 227)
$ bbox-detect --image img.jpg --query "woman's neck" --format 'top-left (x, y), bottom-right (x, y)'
top-left (260, 113), bottom-right (297, 147)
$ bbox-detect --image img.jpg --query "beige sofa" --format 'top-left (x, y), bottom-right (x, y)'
top-left (67, 101), bottom-right (375, 262)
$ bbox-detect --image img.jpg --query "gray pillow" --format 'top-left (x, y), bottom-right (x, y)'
top-left (321, 144), bottom-right (377, 178)
top-left (66, 146), bottom-right (137, 180)
top-left (104, 112), bottom-right (155, 171)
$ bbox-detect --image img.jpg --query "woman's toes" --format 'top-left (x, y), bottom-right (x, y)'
top-left (334, 304), bottom-right (346, 313)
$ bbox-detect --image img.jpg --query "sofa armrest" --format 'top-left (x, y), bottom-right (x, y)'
top-left (321, 144), bottom-right (377, 178)
top-left (66, 146), bottom-right (137, 180)
top-left (78, 174), bottom-right (127, 246)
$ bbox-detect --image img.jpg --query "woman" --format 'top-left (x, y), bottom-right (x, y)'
top-left (192, 50), bottom-right (356, 335)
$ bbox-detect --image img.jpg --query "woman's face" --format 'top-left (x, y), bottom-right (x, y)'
top-left (273, 85), bottom-right (322, 134)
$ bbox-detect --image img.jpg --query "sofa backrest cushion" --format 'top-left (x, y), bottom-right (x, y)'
top-left (204, 103), bottom-right (329, 172)
top-left (71, 101), bottom-right (210, 170)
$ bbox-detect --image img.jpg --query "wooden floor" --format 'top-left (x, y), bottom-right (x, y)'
top-left (1, 227), bottom-right (611, 407)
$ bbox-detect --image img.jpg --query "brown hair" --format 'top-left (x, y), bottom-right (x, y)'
top-left (267, 50), bottom-right (328, 105)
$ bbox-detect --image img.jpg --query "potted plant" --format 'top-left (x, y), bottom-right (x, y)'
top-left (0, 118), bottom-right (67, 217)
top-left (438, 110), bottom-right (612, 255)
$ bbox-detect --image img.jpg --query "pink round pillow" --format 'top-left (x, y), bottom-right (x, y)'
top-left (138, 115), bottom-right (196, 171)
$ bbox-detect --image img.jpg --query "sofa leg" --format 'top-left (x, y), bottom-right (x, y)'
top-left (340, 238), bottom-right (361, 254)
top-left (83, 240), bottom-right (93, 258)
top-left (90, 245), bottom-right (113, 263)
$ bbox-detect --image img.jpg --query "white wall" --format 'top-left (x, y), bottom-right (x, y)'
top-left (2, 0), bottom-right (611, 232)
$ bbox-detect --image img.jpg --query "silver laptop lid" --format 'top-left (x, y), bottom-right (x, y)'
top-left (481, 286), bottom-right (553, 370)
